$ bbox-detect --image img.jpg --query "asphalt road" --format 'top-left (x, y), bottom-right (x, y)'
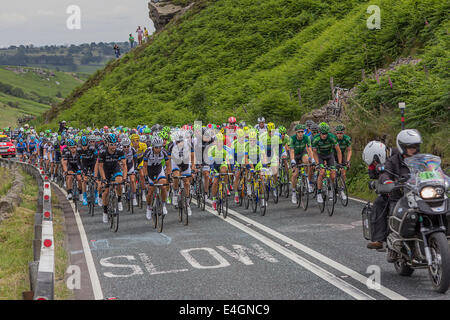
top-left (55, 181), bottom-right (450, 300)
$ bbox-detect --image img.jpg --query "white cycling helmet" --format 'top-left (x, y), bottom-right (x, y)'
top-left (152, 136), bottom-right (163, 147)
top-left (362, 141), bottom-right (387, 165)
top-left (257, 117), bottom-right (265, 123)
top-left (396, 129), bottom-right (422, 155)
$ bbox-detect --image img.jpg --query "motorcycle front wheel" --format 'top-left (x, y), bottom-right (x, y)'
top-left (428, 232), bottom-right (450, 293)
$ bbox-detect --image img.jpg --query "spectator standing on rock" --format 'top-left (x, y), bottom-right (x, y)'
top-left (136, 26), bottom-right (144, 45)
top-left (114, 44), bottom-right (121, 58)
top-left (129, 34), bottom-right (135, 49)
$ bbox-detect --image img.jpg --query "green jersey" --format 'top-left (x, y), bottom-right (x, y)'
top-left (311, 134), bottom-right (338, 156)
top-left (231, 139), bottom-right (247, 164)
top-left (337, 134), bottom-right (351, 153)
top-left (289, 134), bottom-right (311, 155)
top-left (245, 141), bottom-right (264, 163)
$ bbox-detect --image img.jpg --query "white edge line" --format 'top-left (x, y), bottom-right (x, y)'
top-left (194, 200), bottom-right (375, 300)
top-left (51, 182), bottom-right (104, 300)
top-left (205, 198), bottom-right (407, 300)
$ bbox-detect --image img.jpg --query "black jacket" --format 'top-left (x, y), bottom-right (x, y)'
top-left (379, 152), bottom-right (411, 201)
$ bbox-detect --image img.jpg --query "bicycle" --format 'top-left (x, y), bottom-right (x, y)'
top-left (124, 176), bottom-right (135, 214)
top-left (248, 169), bottom-right (267, 216)
top-left (334, 164), bottom-right (349, 207)
top-left (147, 182), bottom-right (169, 233)
top-left (66, 172), bottom-right (81, 212)
top-left (263, 165), bottom-right (279, 204)
top-left (278, 158), bottom-right (290, 198)
top-left (173, 175), bottom-right (190, 225)
top-left (85, 172), bottom-right (97, 216)
top-left (316, 165), bottom-right (336, 216)
top-left (193, 167), bottom-right (206, 211)
top-left (294, 163), bottom-right (311, 211)
top-left (102, 180), bottom-right (124, 233)
top-left (236, 166), bottom-right (247, 207)
top-left (216, 172), bottom-right (233, 219)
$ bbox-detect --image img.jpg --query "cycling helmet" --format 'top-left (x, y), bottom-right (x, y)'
top-left (295, 124), bottom-right (306, 131)
top-left (144, 128), bottom-right (151, 134)
top-left (152, 136), bottom-right (164, 147)
top-left (311, 123), bottom-right (319, 132)
top-left (278, 126), bottom-right (287, 134)
top-left (106, 133), bottom-right (118, 144)
top-left (67, 139), bottom-right (76, 147)
top-left (121, 137), bottom-right (131, 147)
top-left (40, 132), bottom-right (44, 137)
top-left (130, 134), bottom-right (139, 141)
top-left (139, 135), bottom-right (147, 143)
top-left (228, 117), bottom-right (237, 124)
top-left (159, 131), bottom-right (169, 140)
top-left (335, 124), bottom-right (345, 132)
top-left (81, 136), bottom-right (88, 146)
top-left (257, 117), bottom-right (265, 123)
top-left (88, 135), bottom-right (96, 142)
top-left (236, 128), bottom-right (245, 138)
top-left (363, 141), bottom-right (387, 165)
top-left (248, 130), bottom-right (257, 140)
top-left (267, 122), bottom-right (275, 131)
top-left (19, 138), bottom-right (23, 143)
top-left (396, 129), bottom-right (422, 155)
top-left (305, 120), bottom-right (315, 129)
top-left (319, 122), bottom-right (330, 134)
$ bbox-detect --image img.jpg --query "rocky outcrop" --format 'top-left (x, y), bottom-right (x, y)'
top-left (148, 1), bottom-right (194, 32)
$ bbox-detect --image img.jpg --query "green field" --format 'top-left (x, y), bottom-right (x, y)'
top-left (0, 66), bottom-right (86, 127)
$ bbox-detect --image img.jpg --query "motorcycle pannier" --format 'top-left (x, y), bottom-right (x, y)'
top-left (361, 202), bottom-right (372, 240)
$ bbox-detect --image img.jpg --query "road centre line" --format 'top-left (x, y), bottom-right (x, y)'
top-left (194, 200), bottom-right (376, 300)
top-left (204, 198), bottom-right (407, 300)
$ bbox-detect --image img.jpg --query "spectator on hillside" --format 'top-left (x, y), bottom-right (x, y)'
top-left (114, 44), bottom-right (121, 58)
top-left (144, 27), bottom-right (150, 43)
top-left (136, 26), bottom-right (144, 45)
top-left (129, 34), bottom-right (135, 48)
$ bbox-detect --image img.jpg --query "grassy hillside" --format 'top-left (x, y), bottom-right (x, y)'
top-left (0, 66), bottom-right (85, 127)
top-left (44, 0), bottom-right (448, 127)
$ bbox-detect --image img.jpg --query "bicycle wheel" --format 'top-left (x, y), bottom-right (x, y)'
top-left (272, 179), bottom-right (279, 204)
top-left (338, 175), bottom-right (348, 206)
top-left (318, 181), bottom-right (326, 213)
top-left (110, 194), bottom-right (119, 232)
top-left (251, 182), bottom-right (257, 213)
top-left (284, 165), bottom-right (290, 198)
top-left (157, 194), bottom-right (164, 232)
top-left (301, 176), bottom-right (309, 211)
top-left (178, 191), bottom-right (183, 222)
top-left (222, 186), bottom-right (228, 219)
top-left (151, 195), bottom-right (157, 229)
top-left (259, 184), bottom-right (267, 216)
top-left (89, 183), bottom-right (95, 216)
top-left (183, 194), bottom-right (189, 225)
top-left (326, 178), bottom-right (335, 216)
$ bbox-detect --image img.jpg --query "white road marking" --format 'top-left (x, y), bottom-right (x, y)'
top-left (203, 198), bottom-right (407, 300)
top-left (195, 200), bottom-right (376, 300)
top-left (180, 247), bottom-right (231, 269)
top-left (51, 182), bottom-right (104, 300)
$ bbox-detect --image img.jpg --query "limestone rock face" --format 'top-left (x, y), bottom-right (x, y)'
top-left (148, 1), bottom-right (191, 32)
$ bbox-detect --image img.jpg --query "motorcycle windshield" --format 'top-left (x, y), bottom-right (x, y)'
top-left (404, 154), bottom-right (449, 187)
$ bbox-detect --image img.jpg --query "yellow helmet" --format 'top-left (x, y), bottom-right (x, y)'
top-left (237, 128), bottom-right (245, 137)
top-left (243, 126), bottom-right (249, 132)
top-left (130, 134), bottom-right (139, 141)
top-left (267, 122), bottom-right (275, 131)
top-left (249, 130), bottom-right (257, 140)
top-left (216, 132), bottom-right (224, 141)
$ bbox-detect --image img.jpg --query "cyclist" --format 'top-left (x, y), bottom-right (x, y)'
top-left (289, 124), bottom-right (314, 204)
top-left (244, 130), bottom-right (266, 197)
top-left (193, 127), bottom-right (215, 200)
top-left (334, 124), bottom-right (352, 201)
top-left (79, 136), bottom-right (99, 206)
top-left (16, 138), bottom-right (27, 162)
top-left (121, 136), bottom-right (139, 206)
top-left (208, 132), bottom-right (232, 210)
top-left (254, 117), bottom-right (267, 132)
top-left (311, 122), bottom-right (342, 204)
top-left (62, 139), bottom-right (82, 201)
top-left (231, 128), bottom-right (247, 204)
top-left (170, 131), bottom-right (195, 216)
top-left (98, 134), bottom-right (127, 223)
top-left (259, 122), bottom-right (283, 198)
top-left (143, 136), bottom-right (170, 220)
top-left (27, 135), bottom-right (38, 164)
top-left (131, 133), bottom-right (148, 202)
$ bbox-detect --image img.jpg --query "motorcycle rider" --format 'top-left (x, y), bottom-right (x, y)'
top-left (366, 129), bottom-right (423, 250)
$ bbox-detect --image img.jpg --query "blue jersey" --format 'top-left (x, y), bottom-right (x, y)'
top-left (16, 142), bottom-right (27, 151)
top-left (28, 140), bottom-right (38, 150)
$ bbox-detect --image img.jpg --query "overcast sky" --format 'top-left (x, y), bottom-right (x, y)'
top-left (0, 0), bottom-right (154, 47)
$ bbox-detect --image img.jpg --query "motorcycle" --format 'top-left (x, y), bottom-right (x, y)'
top-left (366, 154), bottom-right (450, 293)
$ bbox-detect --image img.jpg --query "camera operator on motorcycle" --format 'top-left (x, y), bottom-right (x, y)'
top-left (366, 129), bottom-right (422, 250)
